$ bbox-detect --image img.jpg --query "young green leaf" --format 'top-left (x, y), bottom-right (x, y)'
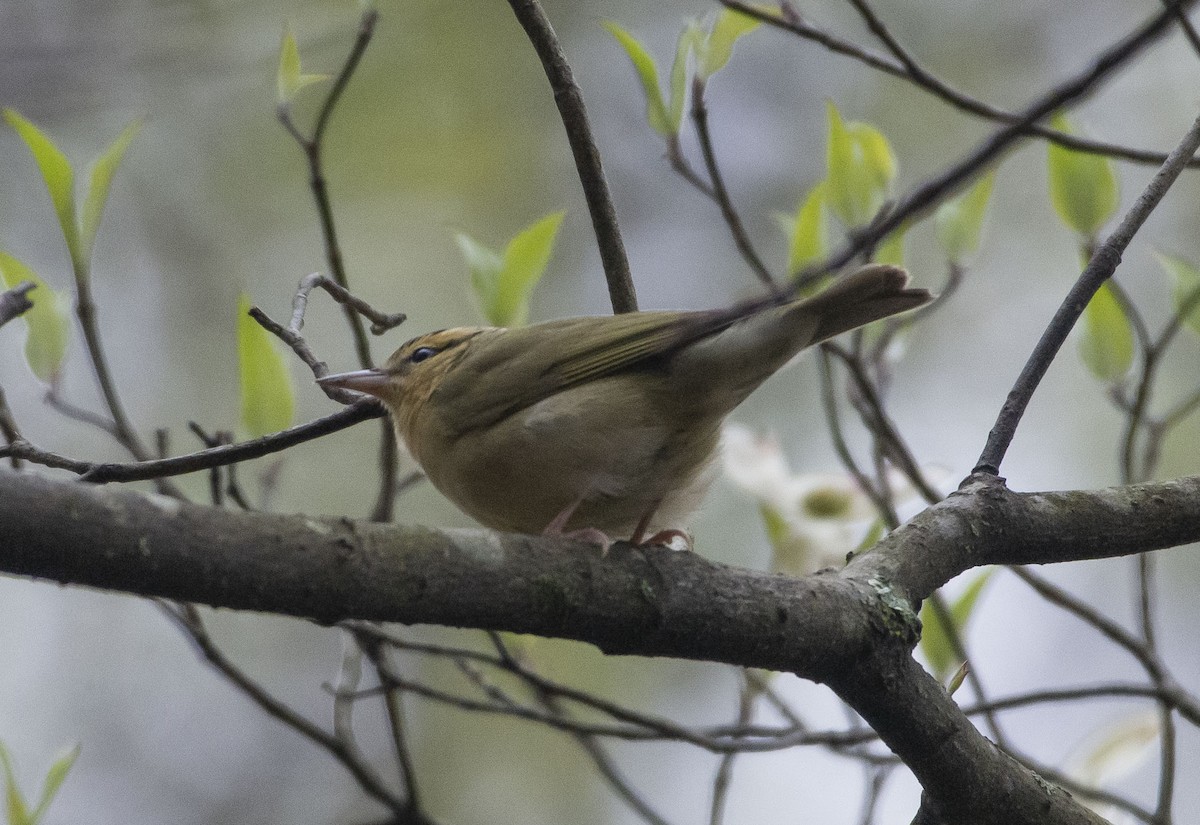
top-left (458, 233), bottom-right (505, 323)
top-left (276, 26), bottom-right (330, 105)
top-left (604, 23), bottom-right (672, 136)
top-left (1153, 252), bottom-right (1200, 336)
top-left (0, 252), bottom-right (70, 384)
top-left (460, 212), bottom-right (563, 328)
top-left (0, 741), bottom-right (31, 825)
top-left (935, 171), bottom-right (995, 263)
top-left (697, 8), bottom-right (760, 81)
top-left (668, 23), bottom-right (701, 133)
top-left (4, 109), bottom-right (82, 276)
top-left (825, 101), bottom-right (896, 228)
top-left (919, 569), bottom-right (994, 679)
top-left (787, 182), bottom-right (828, 277)
top-left (1078, 281), bottom-right (1133, 383)
top-left (497, 211), bottom-right (565, 328)
top-left (80, 118), bottom-right (142, 264)
top-left (28, 745), bottom-right (79, 825)
top-left (237, 295), bottom-right (295, 438)
top-left (1047, 114), bottom-right (1118, 238)
top-left (946, 661), bottom-right (970, 696)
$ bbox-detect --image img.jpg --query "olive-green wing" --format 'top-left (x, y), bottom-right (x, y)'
top-left (435, 308), bottom-right (735, 433)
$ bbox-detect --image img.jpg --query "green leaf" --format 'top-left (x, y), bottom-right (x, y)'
top-left (80, 118), bottom-right (141, 264)
top-left (667, 23), bottom-right (701, 133)
top-left (604, 22), bottom-right (672, 136)
top-left (1154, 252), bottom-right (1200, 336)
top-left (919, 569), bottom-right (994, 679)
top-left (495, 211), bottom-right (565, 327)
top-left (697, 8), bottom-right (760, 80)
top-left (458, 233), bottom-right (505, 323)
top-left (787, 182), bottom-right (828, 277)
top-left (1078, 281), bottom-right (1133, 382)
top-left (935, 171), bottom-right (995, 263)
top-left (276, 26), bottom-right (330, 105)
top-left (0, 741), bottom-right (31, 825)
top-left (29, 745), bottom-right (79, 824)
top-left (1047, 114), bottom-right (1119, 238)
top-left (4, 109), bottom-right (82, 277)
top-left (461, 213), bottom-right (564, 327)
top-left (824, 101), bottom-right (896, 228)
top-left (875, 225), bottom-right (906, 268)
top-left (0, 252), bottom-right (71, 384)
top-left (237, 295), bottom-right (295, 438)
top-left (946, 661), bottom-right (969, 696)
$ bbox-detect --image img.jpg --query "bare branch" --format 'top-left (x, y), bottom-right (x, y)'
top-left (721, 0), bottom-right (1200, 168)
top-left (976, 110), bottom-right (1200, 474)
top-left (159, 602), bottom-right (409, 814)
top-left (0, 281), bottom-right (35, 329)
top-left (0, 400), bottom-right (383, 482)
top-left (691, 82), bottom-right (780, 292)
top-left (800, 0), bottom-right (1198, 284)
top-left (505, 0), bottom-right (638, 314)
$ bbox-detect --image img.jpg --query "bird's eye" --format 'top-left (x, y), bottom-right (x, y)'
top-left (409, 346), bottom-right (439, 364)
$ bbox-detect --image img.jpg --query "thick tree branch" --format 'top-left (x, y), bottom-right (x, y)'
top-left (3, 469), bottom-right (1199, 823)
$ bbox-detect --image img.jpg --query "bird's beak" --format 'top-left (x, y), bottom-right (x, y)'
top-left (316, 368), bottom-right (391, 399)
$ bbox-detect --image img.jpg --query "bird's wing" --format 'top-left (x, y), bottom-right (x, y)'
top-left (436, 309), bottom-right (735, 433)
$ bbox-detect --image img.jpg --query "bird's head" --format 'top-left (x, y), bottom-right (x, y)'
top-left (317, 327), bottom-right (486, 414)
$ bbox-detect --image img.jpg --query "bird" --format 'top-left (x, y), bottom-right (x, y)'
top-left (318, 264), bottom-right (930, 547)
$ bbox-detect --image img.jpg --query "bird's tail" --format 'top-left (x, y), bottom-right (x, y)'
top-left (799, 264), bottom-right (932, 343)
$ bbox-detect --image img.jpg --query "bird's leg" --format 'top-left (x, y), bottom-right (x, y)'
top-left (628, 501), bottom-right (662, 546)
top-left (630, 501), bottom-right (693, 550)
top-left (543, 497), bottom-right (611, 550)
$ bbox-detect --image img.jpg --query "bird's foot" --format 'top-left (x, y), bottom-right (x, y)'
top-left (638, 529), bottom-right (693, 552)
top-left (560, 527), bottom-right (614, 552)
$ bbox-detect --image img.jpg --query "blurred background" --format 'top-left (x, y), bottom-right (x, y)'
top-left (2, 0), bottom-right (1200, 822)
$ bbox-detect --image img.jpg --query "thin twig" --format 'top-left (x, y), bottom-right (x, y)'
top-left (691, 81), bottom-right (780, 292)
top-left (0, 384), bottom-right (22, 469)
top-left (0, 281), bottom-right (35, 328)
top-left (925, 593), bottom-right (1009, 750)
top-left (159, 602), bottom-right (408, 813)
top-left (44, 387), bottom-right (120, 438)
top-left (505, 0), bottom-right (638, 314)
top-left (1162, 0), bottom-right (1200, 55)
top-left (721, 0), bottom-right (1200, 168)
top-left (488, 634), bottom-right (674, 825)
top-left (331, 631), bottom-right (364, 746)
top-left (357, 630), bottom-right (425, 818)
top-left (709, 674), bottom-right (756, 825)
top-left (804, 1), bottom-right (1199, 286)
top-left (293, 273), bottom-right (407, 336)
top-left (277, 11), bottom-right (404, 524)
top-left (825, 342), bottom-right (941, 504)
top-left (666, 135), bottom-right (716, 197)
top-left (818, 348), bottom-right (898, 526)
top-left (1008, 568), bottom-right (1200, 727)
top-left (278, 10), bottom-right (379, 370)
top-left (856, 766), bottom-right (893, 825)
top-left (0, 400), bottom-right (383, 482)
top-left (976, 109), bottom-right (1200, 474)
